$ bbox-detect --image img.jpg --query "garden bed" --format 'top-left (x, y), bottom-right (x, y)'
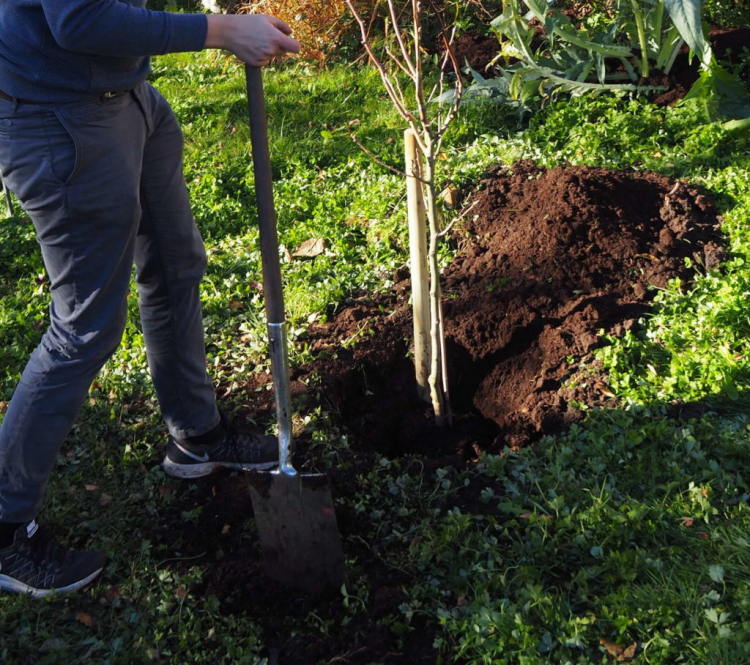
top-left (162, 162), bottom-right (725, 663)
top-left (451, 26), bottom-right (750, 107)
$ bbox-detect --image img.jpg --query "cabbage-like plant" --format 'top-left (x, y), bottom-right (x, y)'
top-left (490, 0), bottom-right (712, 100)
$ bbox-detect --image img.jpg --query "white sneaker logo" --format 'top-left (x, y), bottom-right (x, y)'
top-left (174, 441), bottom-right (210, 463)
top-left (26, 520), bottom-right (39, 539)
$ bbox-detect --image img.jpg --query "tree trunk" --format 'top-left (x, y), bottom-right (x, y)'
top-left (422, 149), bottom-right (448, 426)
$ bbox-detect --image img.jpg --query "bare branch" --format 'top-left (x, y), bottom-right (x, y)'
top-left (438, 200), bottom-right (479, 238)
top-left (384, 42), bottom-right (413, 78)
top-left (347, 129), bottom-right (430, 184)
top-left (344, 0), bottom-right (414, 124)
top-left (387, 0), bottom-right (417, 78)
top-left (412, 1), bottom-right (428, 129)
top-left (388, 63), bottom-right (411, 113)
top-left (424, 0), bottom-right (463, 109)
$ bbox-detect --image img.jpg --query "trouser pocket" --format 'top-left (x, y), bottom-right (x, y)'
top-left (0, 101), bottom-right (75, 207)
top-left (48, 111), bottom-right (79, 185)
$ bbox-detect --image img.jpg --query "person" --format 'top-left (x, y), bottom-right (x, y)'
top-left (0, 0), bottom-right (300, 598)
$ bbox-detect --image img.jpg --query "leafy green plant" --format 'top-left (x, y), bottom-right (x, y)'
top-left (490, 0), bottom-right (703, 98)
top-left (470, 0), bottom-right (750, 121)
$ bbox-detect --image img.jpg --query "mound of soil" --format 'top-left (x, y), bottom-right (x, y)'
top-left (293, 162), bottom-right (725, 454)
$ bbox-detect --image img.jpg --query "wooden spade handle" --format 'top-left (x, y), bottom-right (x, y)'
top-left (246, 65), bottom-right (285, 324)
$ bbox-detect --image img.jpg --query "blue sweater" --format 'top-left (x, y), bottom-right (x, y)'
top-left (0, 1), bottom-right (208, 103)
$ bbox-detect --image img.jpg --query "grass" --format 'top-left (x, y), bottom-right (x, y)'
top-left (2, 48), bottom-right (750, 663)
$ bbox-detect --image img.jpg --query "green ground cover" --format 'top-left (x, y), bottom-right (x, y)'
top-left (2, 48), bottom-right (750, 663)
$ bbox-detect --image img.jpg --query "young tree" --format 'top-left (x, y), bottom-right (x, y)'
top-left (344, 0), bottom-right (463, 426)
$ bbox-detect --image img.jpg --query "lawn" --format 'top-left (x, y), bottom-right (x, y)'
top-left (2, 17), bottom-right (750, 664)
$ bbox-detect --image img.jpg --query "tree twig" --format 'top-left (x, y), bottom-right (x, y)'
top-left (346, 129), bottom-right (431, 183)
top-left (438, 200), bottom-right (479, 238)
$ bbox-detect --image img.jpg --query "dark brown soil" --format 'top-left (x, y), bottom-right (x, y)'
top-left (297, 162), bottom-right (725, 454)
top-left (161, 163), bottom-right (725, 664)
top-left (450, 32), bottom-right (502, 78)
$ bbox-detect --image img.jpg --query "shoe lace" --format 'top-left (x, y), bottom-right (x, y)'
top-left (226, 431), bottom-right (253, 457)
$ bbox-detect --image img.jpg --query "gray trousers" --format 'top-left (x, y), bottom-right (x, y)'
top-left (0, 82), bottom-right (220, 523)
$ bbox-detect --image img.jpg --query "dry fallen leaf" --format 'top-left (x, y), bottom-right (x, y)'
top-left (681, 516), bottom-right (695, 527)
top-left (619, 642), bottom-right (637, 662)
top-left (600, 638), bottom-right (623, 658)
top-left (439, 185), bottom-right (458, 209)
top-left (228, 300), bottom-right (243, 310)
top-left (519, 513), bottom-right (553, 520)
top-left (292, 238), bottom-right (326, 259)
top-left (76, 612), bottom-right (95, 628)
top-left (600, 639), bottom-right (637, 661)
top-left (105, 585), bottom-right (121, 602)
top-left (99, 494), bottom-right (112, 507)
top-left (221, 524), bottom-right (231, 534)
top-left (84, 484), bottom-right (99, 491)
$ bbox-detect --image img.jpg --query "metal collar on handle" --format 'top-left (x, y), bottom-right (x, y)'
top-left (268, 322), bottom-right (295, 476)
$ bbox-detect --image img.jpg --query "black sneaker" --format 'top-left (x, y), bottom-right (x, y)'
top-left (163, 424), bottom-right (279, 479)
top-left (0, 520), bottom-right (106, 598)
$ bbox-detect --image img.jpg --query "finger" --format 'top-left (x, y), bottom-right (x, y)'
top-left (277, 35), bottom-right (301, 54)
top-left (266, 15), bottom-right (293, 35)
